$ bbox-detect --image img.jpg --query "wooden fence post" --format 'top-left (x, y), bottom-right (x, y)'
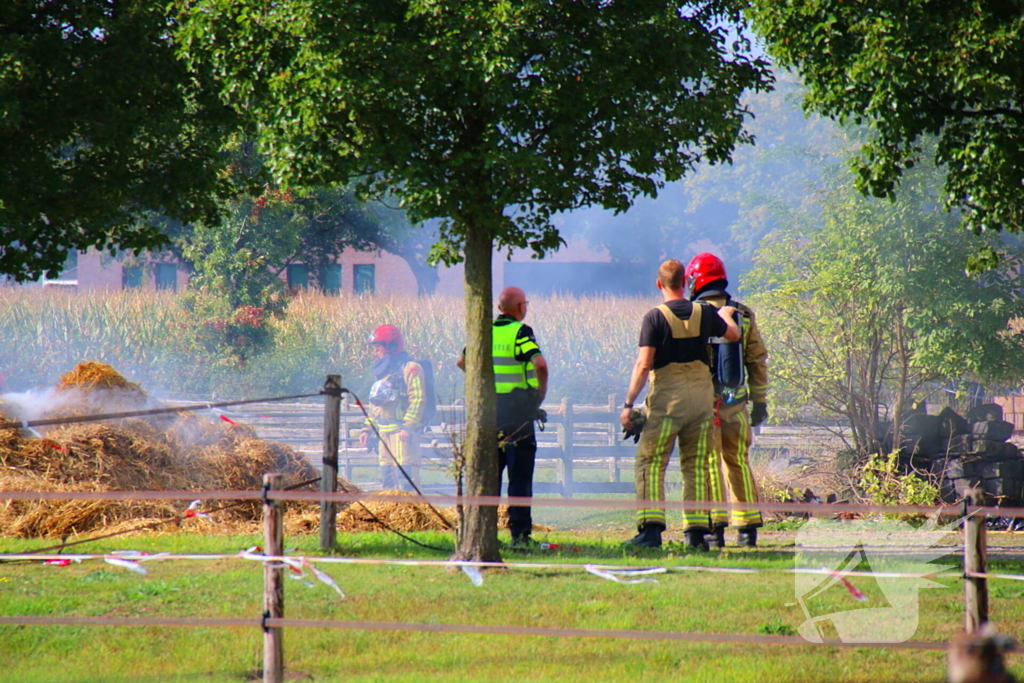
top-left (963, 487), bottom-right (989, 633)
top-left (557, 397), bottom-right (574, 497)
top-left (340, 418), bottom-right (352, 482)
top-left (263, 473), bottom-right (284, 683)
top-left (340, 390), bottom-right (353, 481)
top-left (320, 375), bottom-right (342, 551)
top-left (607, 394), bottom-right (619, 482)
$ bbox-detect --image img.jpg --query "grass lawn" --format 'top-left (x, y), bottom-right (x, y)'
top-left (2, 526), bottom-right (1023, 683)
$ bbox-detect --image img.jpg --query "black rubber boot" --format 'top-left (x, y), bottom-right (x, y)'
top-left (709, 526), bottom-right (727, 549)
top-left (511, 534), bottom-right (537, 551)
top-left (738, 527), bottom-right (758, 548)
top-left (626, 523), bottom-right (664, 549)
top-left (684, 529), bottom-right (710, 551)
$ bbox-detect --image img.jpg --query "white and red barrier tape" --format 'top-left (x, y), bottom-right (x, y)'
top-left (6, 550), bottom-right (1013, 583)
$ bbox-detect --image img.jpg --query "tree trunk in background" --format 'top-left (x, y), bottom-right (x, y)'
top-left (453, 225), bottom-right (500, 562)
top-left (395, 246), bottom-right (440, 296)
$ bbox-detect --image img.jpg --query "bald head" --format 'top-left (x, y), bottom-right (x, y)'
top-left (499, 286), bottom-right (528, 321)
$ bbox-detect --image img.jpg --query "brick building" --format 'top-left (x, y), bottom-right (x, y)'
top-left (17, 239), bottom-right (622, 296)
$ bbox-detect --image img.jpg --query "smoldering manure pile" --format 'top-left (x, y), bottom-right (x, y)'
top-left (0, 363), bottom-right (516, 539)
top-left (0, 362), bottom-right (357, 538)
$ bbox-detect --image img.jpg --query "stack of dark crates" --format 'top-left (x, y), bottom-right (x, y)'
top-left (897, 403), bottom-right (1023, 506)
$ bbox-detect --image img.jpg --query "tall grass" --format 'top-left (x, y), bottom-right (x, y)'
top-left (0, 289), bottom-right (652, 402)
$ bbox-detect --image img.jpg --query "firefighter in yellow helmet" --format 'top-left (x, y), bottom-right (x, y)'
top-left (685, 253), bottom-right (768, 547)
top-left (620, 260), bottom-right (740, 549)
top-left (358, 325), bottom-right (427, 491)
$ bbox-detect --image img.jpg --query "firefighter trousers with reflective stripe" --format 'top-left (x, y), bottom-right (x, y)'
top-left (377, 427), bottom-right (421, 491)
top-left (709, 401), bottom-right (763, 528)
top-left (634, 361), bottom-right (715, 532)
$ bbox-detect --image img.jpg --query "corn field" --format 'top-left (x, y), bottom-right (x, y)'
top-left (0, 289), bottom-right (652, 403)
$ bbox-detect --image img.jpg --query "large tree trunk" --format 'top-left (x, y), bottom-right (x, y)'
top-left (453, 226), bottom-right (500, 562)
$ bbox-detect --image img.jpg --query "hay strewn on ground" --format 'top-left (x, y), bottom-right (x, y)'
top-left (287, 490), bottom-right (456, 535)
top-left (0, 362), bottom-right (355, 538)
top-left (284, 494), bottom-right (551, 536)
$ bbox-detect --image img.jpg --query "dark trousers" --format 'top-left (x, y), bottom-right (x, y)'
top-left (498, 420), bottom-right (537, 539)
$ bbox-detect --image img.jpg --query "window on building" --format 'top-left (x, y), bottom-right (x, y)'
top-left (319, 264), bottom-right (342, 295)
top-left (354, 264), bottom-right (375, 294)
top-left (287, 264), bottom-right (309, 290)
top-left (122, 265), bottom-right (143, 290)
top-left (155, 263), bottom-right (178, 292)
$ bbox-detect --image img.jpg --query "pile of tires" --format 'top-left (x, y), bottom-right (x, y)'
top-left (897, 403), bottom-right (1023, 506)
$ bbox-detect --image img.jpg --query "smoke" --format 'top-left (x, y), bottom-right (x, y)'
top-left (0, 388), bottom-right (81, 423)
top-left (0, 385), bottom-right (244, 464)
top-left (0, 387), bottom-right (163, 426)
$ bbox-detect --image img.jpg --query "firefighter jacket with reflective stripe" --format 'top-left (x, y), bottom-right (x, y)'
top-left (696, 292), bottom-right (768, 404)
top-left (492, 317), bottom-right (539, 394)
top-left (364, 359), bottom-right (427, 433)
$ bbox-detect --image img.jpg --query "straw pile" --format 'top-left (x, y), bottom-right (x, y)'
top-left (58, 361), bottom-right (145, 395)
top-left (0, 402), bottom-right (19, 451)
top-left (0, 363), bottom-right (348, 538)
top-left (50, 361), bottom-right (150, 418)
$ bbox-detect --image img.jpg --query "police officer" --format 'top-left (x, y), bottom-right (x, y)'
top-left (620, 260), bottom-right (740, 549)
top-left (458, 286), bottom-right (548, 548)
top-left (685, 253), bottom-right (768, 547)
top-left (359, 325), bottom-right (427, 491)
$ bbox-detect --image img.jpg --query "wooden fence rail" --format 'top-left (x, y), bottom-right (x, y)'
top-left (178, 394), bottom-right (810, 496)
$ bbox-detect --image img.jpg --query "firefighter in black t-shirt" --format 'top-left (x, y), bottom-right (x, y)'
top-left (619, 259), bottom-right (740, 549)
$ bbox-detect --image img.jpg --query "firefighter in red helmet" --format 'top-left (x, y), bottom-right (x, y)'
top-left (358, 324), bottom-right (427, 491)
top-left (619, 260), bottom-right (741, 549)
top-left (685, 252), bottom-right (768, 547)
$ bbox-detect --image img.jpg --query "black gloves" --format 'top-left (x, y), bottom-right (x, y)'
top-left (750, 402), bottom-right (769, 427)
top-left (622, 408), bottom-right (647, 443)
top-left (622, 425), bottom-right (641, 444)
top-left (534, 408), bottom-right (548, 432)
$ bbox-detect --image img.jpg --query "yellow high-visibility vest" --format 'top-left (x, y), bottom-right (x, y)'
top-left (492, 321), bottom-right (538, 395)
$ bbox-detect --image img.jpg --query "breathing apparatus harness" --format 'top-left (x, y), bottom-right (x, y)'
top-left (696, 289), bottom-right (747, 425)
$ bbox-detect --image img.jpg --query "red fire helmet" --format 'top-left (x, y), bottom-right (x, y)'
top-left (367, 324), bottom-right (404, 353)
top-left (684, 252), bottom-right (728, 297)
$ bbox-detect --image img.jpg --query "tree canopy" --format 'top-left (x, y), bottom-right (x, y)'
top-left (178, 0), bottom-right (770, 261)
top-left (0, 0), bottom-right (236, 281)
top-left (748, 0), bottom-right (1024, 266)
top-left (178, 0), bottom-right (773, 561)
top-left (746, 153), bottom-right (1024, 455)
top-left (160, 137), bottom-right (411, 307)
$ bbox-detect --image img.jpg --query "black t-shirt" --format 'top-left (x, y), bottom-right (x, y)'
top-left (639, 299), bottom-right (728, 370)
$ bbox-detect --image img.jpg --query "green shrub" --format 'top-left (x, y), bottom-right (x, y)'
top-left (859, 451), bottom-right (941, 518)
